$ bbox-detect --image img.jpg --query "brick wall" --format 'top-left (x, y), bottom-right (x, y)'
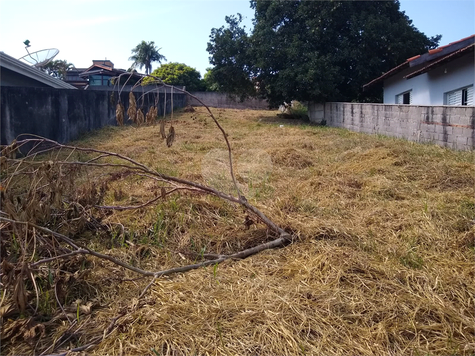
top-left (308, 102), bottom-right (474, 150)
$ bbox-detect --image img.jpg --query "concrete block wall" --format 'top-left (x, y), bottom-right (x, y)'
top-left (309, 102), bottom-right (474, 150)
top-left (187, 92), bottom-right (269, 110)
top-left (1, 87), bottom-right (186, 145)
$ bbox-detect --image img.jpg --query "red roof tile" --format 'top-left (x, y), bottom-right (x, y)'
top-left (404, 43), bottom-right (474, 79)
top-left (407, 55), bottom-right (420, 62)
top-left (363, 34), bottom-right (475, 90)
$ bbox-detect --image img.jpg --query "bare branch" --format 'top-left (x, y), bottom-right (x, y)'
top-left (30, 250), bottom-right (87, 268)
top-left (39, 320), bottom-right (79, 356)
top-left (1, 85), bottom-right (295, 356)
top-left (54, 283), bottom-right (72, 323)
top-left (0, 216), bottom-right (292, 281)
top-left (146, 77), bottom-right (244, 199)
top-left (0, 217), bottom-right (157, 276)
top-left (96, 187), bottom-right (204, 211)
top-left (138, 275), bottom-right (159, 299)
top-left (9, 127), bottom-right (288, 237)
top-left (28, 268), bottom-right (40, 313)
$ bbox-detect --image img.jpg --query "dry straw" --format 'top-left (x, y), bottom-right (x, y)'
top-left (1, 107), bottom-right (474, 356)
top-left (136, 108), bottom-right (145, 126)
top-left (115, 103), bottom-right (124, 126)
top-left (146, 106), bottom-right (158, 125)
top-left (127, 91), bottom-right (137, 123)
top-left (160, 119), bottom-right (167, 139)
top-left (166, 125), bottom-right (175, 147)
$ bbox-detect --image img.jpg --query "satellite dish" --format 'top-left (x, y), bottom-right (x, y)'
top-left (18, 48), bottom-right (59, 68)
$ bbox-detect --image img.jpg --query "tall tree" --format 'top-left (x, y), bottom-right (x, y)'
top-left (144, 62), bottom-right (206, 91)
top-left (43, 59), bottom-right (74, 80)
top-left (129, 41), bottom-right (167, 75)
top-left (207, 1), bottom-right (441, 105)
top-left (206, 14), bottom-right (256, 100)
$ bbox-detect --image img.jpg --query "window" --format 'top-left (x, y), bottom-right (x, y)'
top-left (396, 90), bottom-right (412, 104)
top-left (89, 75), bottom-right (111, 86)
top-left (462, 88), bottom-right (469, 105)
top-left (445, 85), bottom-right (473, 106)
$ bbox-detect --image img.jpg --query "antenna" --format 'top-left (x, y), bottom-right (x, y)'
top-left (18, 48), bottom-right (59, 69)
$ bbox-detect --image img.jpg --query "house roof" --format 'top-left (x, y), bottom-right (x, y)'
top-left (79, 61), bottom-right (142, 80)
top-left (0, 51), bottom-right (77, 89)
top-left (363, 35), bottom-right (475, 91)
top-left (362, 61), bottom-right (410, 90)
top-left (92, 59), bottom-right (114, 68)
top-left (83, 62), bottom-right (115, 73)
top-left (66, 68), bottom-right (88, 74)
top-left (404, 43), bottom-right (474, 79)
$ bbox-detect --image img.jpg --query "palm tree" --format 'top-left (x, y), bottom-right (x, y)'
top-left (44, 59), bottom-right (74, 80)
top-left (129, 41), bottom-right (167, 75)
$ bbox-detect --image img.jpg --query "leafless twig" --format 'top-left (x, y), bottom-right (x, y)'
top-left (96, 187), bottom-right (204, 211)
top-left (0, 83), bottom-right (293, 356)
top-left (54, 283), bottom-right (72, 323)
top-left (0, 216), bottom-right (291, 280)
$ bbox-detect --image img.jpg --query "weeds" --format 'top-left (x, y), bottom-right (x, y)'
top-left (1, 105), bottom-right (474, 356)
top-left (0, 85), bottom-right (291, 355)
top-left (279, 100), bottom-right (309, 120)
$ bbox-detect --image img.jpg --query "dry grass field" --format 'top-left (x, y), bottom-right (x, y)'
top-left (2, 106), bottom-right (474, 355)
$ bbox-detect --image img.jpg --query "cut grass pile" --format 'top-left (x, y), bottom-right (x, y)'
top-left (2, 107), bottom-right (474, 355)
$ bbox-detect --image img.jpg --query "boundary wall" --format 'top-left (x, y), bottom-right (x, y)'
top-left (308, 102), bottom-right (474, 150)
top-left (1, 86), bottom-right (185, 145)
top-left (187, 92), bottom-right (268, 110)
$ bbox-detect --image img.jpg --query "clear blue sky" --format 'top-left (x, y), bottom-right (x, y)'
top-left (0, 0), bottom-right (473, 77)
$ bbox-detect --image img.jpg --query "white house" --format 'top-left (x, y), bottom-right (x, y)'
top-left (364, 35), bottom-right (474, 106)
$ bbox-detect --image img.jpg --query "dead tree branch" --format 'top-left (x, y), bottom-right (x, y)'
top-left (9, 136), bottom-right (288, 237)
top-left (0, 82), bottom-right (293, 356)
top-left (0, 216), bottom-right (291, 279)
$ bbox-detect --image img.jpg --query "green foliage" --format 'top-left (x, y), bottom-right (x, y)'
top-left (44, 59), bottom-right (74, 80)
top-left (145, 62), bottom-right (205, 91)
top-left (207, 1), bottom-right (441, 106)
top-left (206, 14), bottom-right (256, 100)
top-left (203, 68), bottom-right (219, 92)
top-left (281, 101), bottom-right (309, 120)
top-left (400, 251), bottom-right (425, 269)
top-left (129, 40), bottom-right (167, 75)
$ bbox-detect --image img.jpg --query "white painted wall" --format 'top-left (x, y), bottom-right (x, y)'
top-left (426, 54), bottom-right (474, 105)
top-left (383, 65), bottom-right (430, 105)
top-left (383, 52), bottom-right (474, 105)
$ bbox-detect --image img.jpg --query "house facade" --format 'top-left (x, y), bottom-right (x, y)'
top-left (73, 60), bottom-right (143, 90)
top-left (364, 35), bottom-right (474, 106)
top-left (64, 67), bottom-right (88, 89)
